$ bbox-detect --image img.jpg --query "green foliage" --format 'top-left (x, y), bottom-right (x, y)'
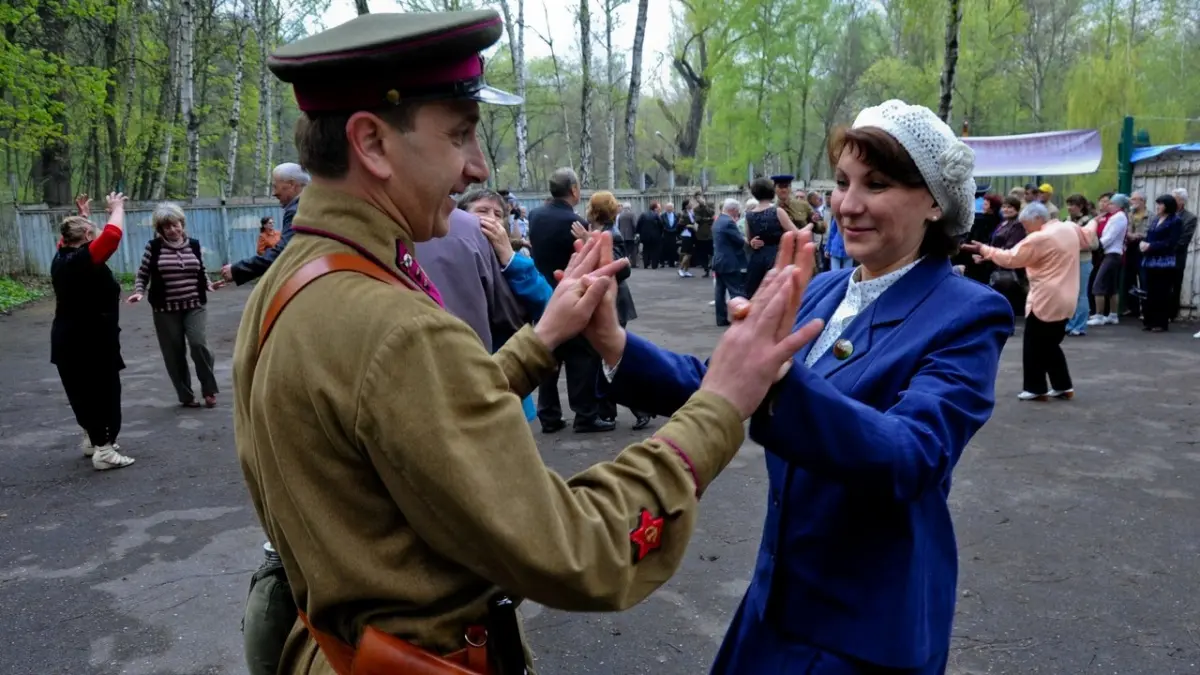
top-left (0, 276), bottom-right (45, 311)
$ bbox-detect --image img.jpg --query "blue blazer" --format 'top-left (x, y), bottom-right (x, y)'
top-left (604, 257), bottom-right (1013, 670)
top-left (712, 214), bottom-right (749, 274)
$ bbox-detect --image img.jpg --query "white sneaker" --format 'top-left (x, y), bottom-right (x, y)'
top-left (1085, 315), bottom-right (1106, 326)
top-left (1106, 313), bottom-right (1119, 325)
top-left (91, 445), bottom-right (135, 471)
top-left (1193, 330), bottom-right (1200, 338)
top-left (81, 433), bottom-right (95, 458)
top-left (1048, 388), bottom-right (1075, 400)
top-left (1017, 391), bottom-right (1049, 401)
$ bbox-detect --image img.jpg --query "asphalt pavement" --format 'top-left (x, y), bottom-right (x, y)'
top-left (1, 265), bottom-right (1198, 675)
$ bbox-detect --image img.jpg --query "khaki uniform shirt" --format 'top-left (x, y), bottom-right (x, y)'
top-left (779, 197), bottom-right (825, 235)
top-left (232, 183), bottom-right (745, 674)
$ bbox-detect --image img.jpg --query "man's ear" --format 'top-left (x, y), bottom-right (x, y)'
top-left (345, 112), bottom-right (394, 181)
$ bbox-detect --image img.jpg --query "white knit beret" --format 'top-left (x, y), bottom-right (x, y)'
top-left (852, 99), bottom-right (977, 237)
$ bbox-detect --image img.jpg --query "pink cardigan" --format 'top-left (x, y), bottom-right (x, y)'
top-left (980, 220), bottom-right (1089, 322)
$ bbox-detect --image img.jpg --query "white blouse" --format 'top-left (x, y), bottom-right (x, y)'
top-left (804, 258), bottom-right (923, 367)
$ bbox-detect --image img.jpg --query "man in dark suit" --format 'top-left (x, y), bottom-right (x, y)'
top-left (528, 168), bottom-right (614, 433)
top-left (635, 202), bottom-right (663, 269)
top-left (658, 202), bottom-right (679, 267)
top-left (712, 198), bottom-right (749, 327)
top-left (221, 162), bottom-right (308, 285)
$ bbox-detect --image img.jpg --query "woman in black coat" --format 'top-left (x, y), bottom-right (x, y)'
top-left (586, 191), bottom-right (652, 430)
top-left (50, 193), bottom-right (136, 470)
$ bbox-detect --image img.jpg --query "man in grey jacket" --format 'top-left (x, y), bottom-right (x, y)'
top-left (1171, 188), bottom-right (1197, 320)
top-left (221, 163), bottom-right (308, 285)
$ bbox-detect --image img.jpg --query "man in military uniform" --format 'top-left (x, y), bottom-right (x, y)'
top-left (233, 9), bottom-right (815, 675)
top-left (771, 174), bottom-right (821, 234)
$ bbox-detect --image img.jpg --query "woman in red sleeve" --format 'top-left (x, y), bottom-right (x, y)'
top-left (50, 193), bottom-right (136, 470)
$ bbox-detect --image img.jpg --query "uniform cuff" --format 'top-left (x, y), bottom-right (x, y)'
top-left (495, 324), bottom-right (558, 397)
top-left (652, 391), bottom-right (744, 498)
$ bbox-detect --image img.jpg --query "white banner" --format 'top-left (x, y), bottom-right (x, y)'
top-left (963, 129), bottom-right (1103, 177)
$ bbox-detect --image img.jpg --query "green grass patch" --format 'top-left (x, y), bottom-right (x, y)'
top-left (0, 276), bottom-right (47, 313)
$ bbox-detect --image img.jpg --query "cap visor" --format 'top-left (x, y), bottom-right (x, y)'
top-left (471, 84), bottom-right (523, 106)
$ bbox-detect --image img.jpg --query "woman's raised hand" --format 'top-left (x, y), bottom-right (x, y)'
top-left (535, 232), bottom-right (628, 351)
top-left (701, 264), bottom-right (824, 418)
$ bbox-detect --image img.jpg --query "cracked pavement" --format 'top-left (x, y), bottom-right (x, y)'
top-left (1, 267), bottom-right (1198, 674)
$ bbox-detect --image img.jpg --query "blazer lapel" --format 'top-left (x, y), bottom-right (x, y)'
top-left (810, 257), bottom-right (952, 378)
top-left (794, 276), bottom-right (849, 366)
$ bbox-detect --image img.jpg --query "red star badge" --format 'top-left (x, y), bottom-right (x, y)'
top-left (630, 509), bottom-right (665, 563)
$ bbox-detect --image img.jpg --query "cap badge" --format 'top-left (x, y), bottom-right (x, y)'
top-left (833, 339), bottom-right (854, 360)
top-left (386, 89), bottom-right (401, 105)
top-left (630, 509), bottom-right (664, 563)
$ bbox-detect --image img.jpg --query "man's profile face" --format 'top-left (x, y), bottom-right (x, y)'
top-left (775, 184), bottom-right (789, 201)
top-left (387, 100), bottom-right (488, 241)
top-left (272, 178), bottom-right (296, 206)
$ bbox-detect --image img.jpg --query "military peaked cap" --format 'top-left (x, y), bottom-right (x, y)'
top-left (770, 174), bottom-right (795, 185)
top-left (268, 10), bottom-right (521, 113)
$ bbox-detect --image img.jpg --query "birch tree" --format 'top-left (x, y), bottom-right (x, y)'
top-left (937, 0), bottom-right (963, 122)
top-left (496, 0), bottom-right (529, 188)
top-left (225, 0), bottom-right (251, 195)
top-left (624, 0), bottom-right (649, 188)
top-left (601, 0), bottom-right (626, 188)
top-left (181, 0), bottom-right (200, 197)
top-left (578, 0), bottom-right (593, 186)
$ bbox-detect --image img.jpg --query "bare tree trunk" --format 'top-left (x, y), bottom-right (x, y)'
top-left (254, 0), bottom-right (274, 196)
top-left (937, 0), bottom-right (963, 122)
top-left (118, 0), bottom-right (141, 155)
top-left (496, 0), bottom-right (529, 188)
top-left (33, 2), bottom-right (73, 205)
top-left (603, 0), bottom-right (618, 188)
top-left (225, 0), bottom-right (251, 196)
top-left (103, 0), bottom-right (124, 190)
top-left (152, 6), bottom-right (181, 200)
top-left (355, 0), bottom-right (370, 13)
top-left (623, 0), bottom-right (648, 189)
top-left (181, 0), bottom-right (200, 197)
top-left (578, 0), bottom-right (593, 186)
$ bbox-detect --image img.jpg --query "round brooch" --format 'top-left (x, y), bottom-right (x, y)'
top-left (832, 338), bottom-right (854, 360)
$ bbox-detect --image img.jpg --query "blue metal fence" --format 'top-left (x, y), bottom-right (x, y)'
top-left (14, 202), bottom-right (285, 276)
top-left (10, 186), bottom-right (758, 277)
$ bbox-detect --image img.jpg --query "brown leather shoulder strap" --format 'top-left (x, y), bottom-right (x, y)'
top-left (257, 252), bottom-right (420, 356)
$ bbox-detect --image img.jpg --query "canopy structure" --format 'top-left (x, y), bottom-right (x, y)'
top-left (1131, 143), bottom-right (1200, 164)
top-left (963, 129), bottom-right (1103, 177)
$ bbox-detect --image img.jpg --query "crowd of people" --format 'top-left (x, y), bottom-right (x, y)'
top-left (38, 7), bottom-right (1198, 675)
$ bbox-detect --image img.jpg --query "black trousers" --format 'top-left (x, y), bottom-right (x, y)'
top-left (537, 335), bottom-right (601, 425)
top-left (56, 361), bottom-right (122, 446)
top-left (659, 236), bottom-right (678, 267)
top-left (1022, 313), bottom-right (1072, 395)
top-left (714, 270), bottom-right (747, 325)
top-left (1142, 267), bottom-right (1175, 330)
top-left (1122, 247), bottom-right (1143, 315)
top-left (694, 239), bottom-right (713, 271)
top-left (640, 239), bottom-right (661, 269)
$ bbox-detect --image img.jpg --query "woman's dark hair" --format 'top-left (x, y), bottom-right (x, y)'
top-left (749, 177), bottom-right (776, 201)
top-left (827, 126), bottom-right (956, 258)
top-left (983, 194), bottom-right (1003, 214)
top-left (1065, 193), bottom-right (1090, 215)
top-left (1002, 196), bottom-right (1022, 213)
top-left (260, 216), bottom-right (273, 232)
top-left (1099, 192), bottom-right (1114, 200)
top-left (457, 188), bottom-right (506, 213)
top-left (1155, 194), bottom-right (1179, 214)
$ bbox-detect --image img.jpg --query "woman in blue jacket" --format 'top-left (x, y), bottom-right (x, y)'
top-left (583, 100), bottom-right (1014, 674)
top-left (1138, 194), bottom-right (1183, 331)
top-left (459, 189), bottom-right (553, 420)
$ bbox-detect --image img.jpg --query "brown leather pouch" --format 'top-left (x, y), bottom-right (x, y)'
top-left (355, 625), bottom-right (491, 675)
top-left (297, 609), bottom-right (491, 675)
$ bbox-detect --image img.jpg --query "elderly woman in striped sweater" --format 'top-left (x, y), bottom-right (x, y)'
top-left (127, 203), bottom-right (224, 408)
